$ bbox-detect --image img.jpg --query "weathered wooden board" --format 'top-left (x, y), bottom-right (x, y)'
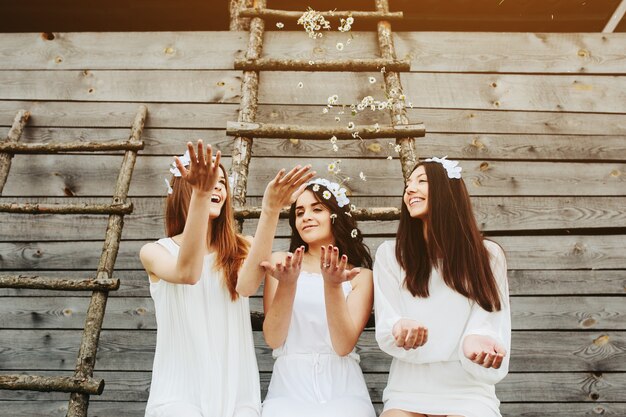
top-left (1, 401), bottom-right (625, 417)
top-left (2, 156), bottom-right (624, 197)
top-left (2, 196), bottom-right (625, 241)
top-left (1, 235), bottom-right (624, 270)
top-left (0, 295), bottom-right (624, 330)
top-left (13, 127), bottom-right (626, 160)
top-left (1, 32), bottom-right (625, 74)
top-left (1, 71), bottom-right (623, 113)
top-left (0, 330), bottom-right (624, 372)
top-left (3, 101), bottom-right (626, 135)
top-left (1, 370), bottom-right (625, 402)
top-left (2, 269), bottom-right (624, 298)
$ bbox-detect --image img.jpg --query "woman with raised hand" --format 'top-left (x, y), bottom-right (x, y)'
top-left (374, 157), bottom-right (511, 417)
top-left (243, 176), bottom-right (376, 417)
top-left (139, 140), bottom-right (260, 417)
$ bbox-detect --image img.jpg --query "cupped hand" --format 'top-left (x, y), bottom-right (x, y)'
top-left (320, 245), bottom-right (361, 286)
top-left (260, 247), bottom-right (305, 286)
top-left (262, 165), bottom-right (315, 214)
top-left (174, 140), bottom-right (222, 194)
top-left (392, 319), bottom-right (428, 350)
top-left (462, 334), bottom-right (506, 369)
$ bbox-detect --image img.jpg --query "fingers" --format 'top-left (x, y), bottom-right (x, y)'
top-left (197, 140), bottom-right (206, 166)
top-left (187, 141), bottom-right (198, 169)
top-left (320, 245), bottom-right (330, 270)
top-left (345, 267), bottom-right (361, 281)
top-left (492, 353), bottom-right (504, 369)
top-left (402, 327), bottom-right (428, 350)
top-left (284, 252), bottom-right (293, 269)
top-left (259, 261), bottom-right (276, 276)
top-left (394, 327), bottom-right (408, 347)
top-left (174, 156), bottom-right (189, 178)
top-left (403, 328), bottom-right (419, 350)
top-left (271, 168), bottom-right (286, 185)
top-left (329, 246), bottom-right (340, 269)
top-left (212, 149), bottom-right (221, 171)
top-left (293, 246), bottom-right (305, 267)
top-left (280, 165), bottom-right (302, 184)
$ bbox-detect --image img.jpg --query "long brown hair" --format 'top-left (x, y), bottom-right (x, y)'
top-left (396, 162), bottom-right (502, 312)
top-left (165, 164), bottom-right (249, 300)
top-left (289, 183), bottom-right (372, 269)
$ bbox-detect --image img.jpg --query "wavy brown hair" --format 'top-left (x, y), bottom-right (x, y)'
top-left (396, 162), bottom-right (502, 312)
top-left (289, 183), bottom-right (372, 269)
top-left (165, 164), bottom-right (249, 300)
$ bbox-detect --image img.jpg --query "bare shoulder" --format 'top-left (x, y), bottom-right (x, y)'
top-left (139, 242), bottom-right (168, 267)
top-left (351, 267), bottom-right (373, 289)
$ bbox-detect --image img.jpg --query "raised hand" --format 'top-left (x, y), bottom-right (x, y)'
top-left (462, 334), bottom-right (506, 369)
top-left (174, 140), bottom-right (222, 194)
top-left (262, 165), bottom-right (315, 214)
top-left (260, 247), bottom-right (305, 286)
top-left (320, 245), bottom-right (361, 287)
top-left (392, 318), bottom-right (428, 350)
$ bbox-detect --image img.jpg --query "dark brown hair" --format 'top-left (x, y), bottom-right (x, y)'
top-left (289, 183), bottom-right (372, 269)
top-left (165, 164), bottom-right (249, 300)
top-left (396, 162), bottom-right (502, 312)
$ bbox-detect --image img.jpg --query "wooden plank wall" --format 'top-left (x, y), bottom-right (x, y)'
top-left (0, 31), bottom-right (625, 416)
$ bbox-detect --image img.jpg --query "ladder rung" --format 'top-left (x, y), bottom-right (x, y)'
top-left (0, 201), bottom-right (133, 215)
top-left (0, 140), bottom-right (144, 154)
top-left (235, 206), bottom-right (400, 220)
top-left (0, 374), bottom-right (104, 395)
top-left (227, 121), bottom-right (425, 140)
top-left (234, 57), bottom-right (410, 72)
top-left (0, 275), bottom-right (120, 291)
top-left (239, 8), bottom-right (404, 22)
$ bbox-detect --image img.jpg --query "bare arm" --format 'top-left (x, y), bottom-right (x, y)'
top-left (139, 140), bottom-right (221, 285)
top-left (236, 166), bottom-right (314, 296)
top-left (262, 249), bottom-right (303, 349)
top-left (321, 246), bottom-right (373, 356)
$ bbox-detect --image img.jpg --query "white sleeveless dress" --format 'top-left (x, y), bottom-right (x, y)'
top-left (261, 271), bottom-right (376, 417)
top-left (145, 238), bottom-right (261, 417)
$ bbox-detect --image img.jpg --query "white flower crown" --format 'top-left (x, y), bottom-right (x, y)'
top-left (424, 155), bottom-right (462, 179)
top-left (165, 150), bottom-right (234, 194)
top-left (306, 178), bottom-right (350, 208)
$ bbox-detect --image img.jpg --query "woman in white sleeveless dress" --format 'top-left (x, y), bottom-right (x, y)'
top-left (237, 173), bottom-right (376, 417)
top-left (374, 157), bottom-right (511, 417)
top-left (140, 141), bottom-right (265, 417)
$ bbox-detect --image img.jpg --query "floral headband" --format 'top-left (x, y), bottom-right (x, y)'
top-left (165, 150), bottom-right (234, 194)
top-left (424, 156), bottom-right (462, 179)
top-left (306, 178), bottom-right (350, 208)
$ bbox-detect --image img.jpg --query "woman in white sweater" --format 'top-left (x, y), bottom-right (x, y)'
top-left (374, 156), bottom-right (511, 417)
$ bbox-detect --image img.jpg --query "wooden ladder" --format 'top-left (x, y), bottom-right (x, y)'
top-left (0, 105), bottom-right (148, 417)
top-left (228, 0), bottom-right (424, 224)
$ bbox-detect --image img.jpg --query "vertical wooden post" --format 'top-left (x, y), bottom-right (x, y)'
top-left (230, 0), bottom-right (252, 31)
top-left (66, 106), bottom-right (147, 417)
top-left (230, 0), bottom-right (266, 233)
top-left (375, 0), bottom-right (417, 180)
top-left (0, 110), bottom-right (30, 194)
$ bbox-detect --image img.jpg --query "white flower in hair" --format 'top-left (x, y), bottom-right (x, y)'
top-left (169, 150), bottom-right (191, 177)
top-left (306, 178), bottom-right (350, 208)
top-left (424, 155), bottom-right (462, 179)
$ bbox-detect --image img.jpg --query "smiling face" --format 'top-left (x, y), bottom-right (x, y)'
top-left (403, 165), bottom-right (429, 219)
top-left (208, 166), bottom-right (228, 220)
top-left (294, 190), bottom-right (334, 247)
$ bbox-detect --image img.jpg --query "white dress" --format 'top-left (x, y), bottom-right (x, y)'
top-left (262, 271), bottom-right (376, 417)
top-left (145, 238), bottom-right (262, 417)
top-left (373, 240), bottom-right (511, 417)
